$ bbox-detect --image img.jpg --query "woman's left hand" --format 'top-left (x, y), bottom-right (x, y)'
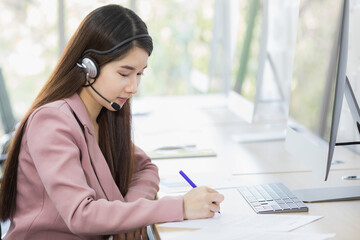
top-left (118, 226), bottom-right (148, 240)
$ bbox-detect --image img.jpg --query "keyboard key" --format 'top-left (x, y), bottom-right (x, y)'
top-left (295, 201), bottom-right (308, 209)
top-left (262, 205), bottom-right (273, 211)
top-left (287, 202), bottom-right (299, 209)
top-left (249, 188), bottom-right (265, 202)
top-left (278, 203), bottom-right (291, 210)
top-left (268, 192), bottom-right (281, 200)
top-left (270, 204), bottom-right (282, 211)
top-left (246, 196), bottom-right (257, 203)
top-left (257, 207), bottom-right (273, 213)
top-left (251, 202), bottom-right (261, 207)
top-left (239, 189), bottom-right (253, 197)
top-left (278, 184), bottom-right (297, 198)
top-left (254, 206), bottom-right (265, 213)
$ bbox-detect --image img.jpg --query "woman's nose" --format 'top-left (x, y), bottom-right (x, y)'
top-left (125, 75), bottom-right (139, 94)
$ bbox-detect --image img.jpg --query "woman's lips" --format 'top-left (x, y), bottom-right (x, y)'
top-left (117, 97), bottom-right (128, 104)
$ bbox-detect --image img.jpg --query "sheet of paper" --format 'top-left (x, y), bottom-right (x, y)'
top-left (158, 213), bottom-right (323, 232)
top-left (168, 228), bottom-right (335, 240)
top-left (159, 188), bottom-right (322, 232)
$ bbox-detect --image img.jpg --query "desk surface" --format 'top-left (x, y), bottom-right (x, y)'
top-left (155, 170), bottom-right (360, 240)
top-left (133, 94), bottom-right (360, 176)
top-left (132, 95), bottom-right (360, 240)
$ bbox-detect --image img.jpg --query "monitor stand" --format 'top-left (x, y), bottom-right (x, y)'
top-left (232, 121), bottom-right (287, 143)
top-left (232, 130), bottom-right (286, 143)
top-left (292, 186), bottom-right (360, 203)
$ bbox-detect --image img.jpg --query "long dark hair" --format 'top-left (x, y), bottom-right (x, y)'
top-left (0, 4), bottom-right (153, 221)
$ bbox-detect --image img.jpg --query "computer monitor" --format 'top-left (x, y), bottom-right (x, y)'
top-left (285, 0), bottom-right (360, 202)
top-left (0, 68), bottom-right (16, 164)
top-left (229, 0), bottom-right (270, 123)
top-left (228, 0), bottom-right (265, 123)
top-left (0, 68), bottom-right (16, 134)
top-left (230, 0), bottom-right (298, 123)
top-left (229, 0), bottom-right (298, 142)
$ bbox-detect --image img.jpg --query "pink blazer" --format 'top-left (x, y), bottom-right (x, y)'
top-left (5, 94), bottom-right (183, 239)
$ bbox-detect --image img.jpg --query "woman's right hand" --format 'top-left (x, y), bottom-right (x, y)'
top-left (183, 186), bottom-right (224, 220)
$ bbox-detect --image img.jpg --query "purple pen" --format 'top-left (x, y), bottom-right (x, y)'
top-left (179, 170), bottom-right (197, 188)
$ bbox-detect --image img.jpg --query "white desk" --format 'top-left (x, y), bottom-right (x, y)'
top-left (132, 94), bottom-right (360, 175)
top-left (132, 95), bottom-right (360, 240)
top-left (155, 170), bottom-right (360, 240)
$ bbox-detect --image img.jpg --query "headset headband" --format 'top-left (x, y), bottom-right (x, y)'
top-left (82, 34), bottom-right (151, 56)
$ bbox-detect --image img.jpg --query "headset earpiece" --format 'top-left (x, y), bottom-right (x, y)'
top-left (79, 56), bottom-right (99, 79)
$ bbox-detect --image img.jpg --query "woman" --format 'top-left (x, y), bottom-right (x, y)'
top-left (0, 4), bottom-right (224, 240)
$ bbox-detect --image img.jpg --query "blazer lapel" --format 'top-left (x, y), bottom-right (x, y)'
top-left (83, 127), bottom-right (124, 202)
top-left (64, 94), bottom-right (124, 202)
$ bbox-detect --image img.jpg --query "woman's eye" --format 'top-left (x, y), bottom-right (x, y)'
top-left (137, 72), bottom-right (144, 76)
top-left (119, 73), bottom-right (128, 77)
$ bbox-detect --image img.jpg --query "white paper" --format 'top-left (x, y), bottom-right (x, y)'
top-left (158, 213), bottom-right (225, 229)
top-left (158, 213), bottom-right (323, 232)
top-left (159, 189), bottom-right (322, 232)
top-left (168, 228), bottom-right (335, 240)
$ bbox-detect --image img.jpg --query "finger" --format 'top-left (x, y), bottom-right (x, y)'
top-left (207, 192), bottom-right (224, 203)
top-left (212, 202), bottom-right (220, 207)
top-left (119, 233), bottom-right (126, 240)
top-left (126, 231), bottom-right (135, 240)
top-left (134, 228), bottom-right (141, 240)
top-left (206, 210), bottom-right (215, 218)
top-left (142, 226), bottom-right (148, 240)
top-left (209, 202), bottom-right (221, 213)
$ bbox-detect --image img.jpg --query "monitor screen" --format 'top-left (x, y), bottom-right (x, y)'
top-left (229, 0), bottom-right (298, 124)
top-left (0, 68), bottom-right (16, 134)
top-left (228, 0), bottom-right (265, 123)
top-left (232, 0), bottom-right (264, 102)
top-left (288, 0), bottom-right (343, 141)
top-left (0, 119), bottom-right (4, 138)
top-left (286, 0), bottom-right (346, 181)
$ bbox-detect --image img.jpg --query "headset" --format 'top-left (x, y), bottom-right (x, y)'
top-left (76, 34), bottom-right (151, 111)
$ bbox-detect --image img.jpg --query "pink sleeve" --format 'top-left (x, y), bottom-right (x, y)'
top-left (26, 107), bottom-right (183, 236)
top-left (124, 146), bottom-right (160, 202)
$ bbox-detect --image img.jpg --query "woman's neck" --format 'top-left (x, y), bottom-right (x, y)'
top-left (78, 88), bottom-right (102, 140)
